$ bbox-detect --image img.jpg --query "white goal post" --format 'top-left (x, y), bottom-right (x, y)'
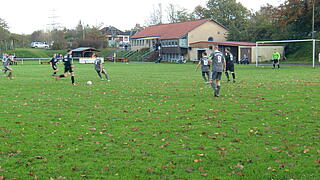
top-left (255, 39), bottom-right (320, 68)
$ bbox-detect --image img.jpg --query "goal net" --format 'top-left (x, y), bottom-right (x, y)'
top-left (255, 39), bottom-right (320, 68)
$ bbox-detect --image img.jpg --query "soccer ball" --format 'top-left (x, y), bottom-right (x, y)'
top-left (86, 81), bottom-right (93, 85)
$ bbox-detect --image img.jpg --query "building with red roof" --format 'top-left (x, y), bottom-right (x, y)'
top-left (130, 19), bottom-right (228, 61)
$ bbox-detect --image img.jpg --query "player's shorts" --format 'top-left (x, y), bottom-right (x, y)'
top-left (273, 59), bottom-right (279, 64)
top-left (4, 66), bottom-right (12, 71)
top-left (201, 65), bottom-right (210, 72)
top-left (64, 65), bottom-right (73, 73)
top-left (226, 63), bottom-right (234, 72)
top-left (52, 65), bottom-right (57, 70)
top-left (211, 71), bottom-right (222, 80)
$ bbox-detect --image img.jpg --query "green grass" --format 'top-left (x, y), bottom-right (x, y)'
top-left (0, 63), bottom-right (319, 179)
top-left (4, 48), bottom-right (67, 58)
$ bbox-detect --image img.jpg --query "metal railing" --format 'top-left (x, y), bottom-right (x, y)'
top-left (15, 58), bottom-right (51, 64)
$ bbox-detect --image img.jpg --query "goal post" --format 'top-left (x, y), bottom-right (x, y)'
top-left (255, 39), bottom-right (320, 68)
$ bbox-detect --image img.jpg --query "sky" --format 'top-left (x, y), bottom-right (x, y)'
top-left (0, 0), bottom-right (285, 34)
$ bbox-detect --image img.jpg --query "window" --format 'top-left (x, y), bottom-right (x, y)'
top-left (208, 37), bottom-right (214, 41)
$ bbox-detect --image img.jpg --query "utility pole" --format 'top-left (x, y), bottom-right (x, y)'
top-left (312, 0), bottom-right (315, 39)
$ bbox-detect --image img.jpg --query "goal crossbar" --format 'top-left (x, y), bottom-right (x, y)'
top-left (255, 39), bottom-right (320, 68)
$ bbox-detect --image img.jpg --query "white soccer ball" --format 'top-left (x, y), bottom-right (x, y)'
top-left (86, 81), bottom-right (93, 85)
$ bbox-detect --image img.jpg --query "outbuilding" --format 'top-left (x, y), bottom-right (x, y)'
top-left (71, 47), bottom-right (99, 60)
top-left (189, 41), bottom-right (285, 63)
top-left (71, 47), bottom-right (102, 63)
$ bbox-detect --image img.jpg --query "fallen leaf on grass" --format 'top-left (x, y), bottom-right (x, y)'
top-left (71, 168), bottom-right (77, 171)
top-left (185, 168), bottom-right (193, 173)
top-left (130, 128), bottom-right (139, 131)
top-left (210, 136), bottom-right (217, 140)
top-left (201, 173), bottom-right (208, 176)
top-left (146, 167), bottom-right (154, 172)
top-left (193, 159), bottom-right (202, 163)
top-left (235, 163), bottom-right (245, 169)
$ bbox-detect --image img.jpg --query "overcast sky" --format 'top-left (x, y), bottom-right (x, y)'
top-left (0, 0), bottom-right (285, 34)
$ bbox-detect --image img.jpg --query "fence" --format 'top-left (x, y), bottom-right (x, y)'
top-left (15, 58), bottom-right (51, 65)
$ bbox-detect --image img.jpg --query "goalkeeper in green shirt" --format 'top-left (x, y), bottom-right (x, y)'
top-left (272, 51), bottom-right (281, 69)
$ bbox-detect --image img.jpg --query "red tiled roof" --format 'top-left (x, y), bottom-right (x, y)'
top-left (131, 19), bottom-right (219, 40)
top-left (190, 41), bottom-right (258, 46)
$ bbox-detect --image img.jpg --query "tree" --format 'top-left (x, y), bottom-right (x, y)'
top-left (276, 0), bottom-right (320, 39)
top-left (167, 4), bottom-right (195, 23)
top-left (146, 3), bottom-right (163, 26)
top-left (205, 0), bottom-right (251, 29)
top-left (0, 18), bottom-right (11, 50)
top-left (190, 0), bottom-right (251, 41)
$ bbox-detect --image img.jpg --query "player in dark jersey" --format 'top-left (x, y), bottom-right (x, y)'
top-left (93, 53), bottom-right (110, 81)
top-left (195, 52), bottom-right (210, 84)
top-left (224, 47), bottom-right (236, 82)
top-left (209, 46), bottom-right (226, 97)
top-left (2, 54), bottom-right (13, 79)
top-left (55, 50), bottom-right (75, 85)
top-left (49, 54), bottom-right (59, 76)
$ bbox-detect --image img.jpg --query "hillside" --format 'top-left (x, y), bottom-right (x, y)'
top-left (4, 48), bottom-right (115, 58)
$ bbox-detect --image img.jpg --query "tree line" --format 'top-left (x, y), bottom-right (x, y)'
top-left (148, 0), bottom-right (319, 41)
top-left (1, 0), bottom-right (319, 51)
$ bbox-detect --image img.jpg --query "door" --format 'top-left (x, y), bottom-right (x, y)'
top-left (197, 50), bottom-right (206, 60)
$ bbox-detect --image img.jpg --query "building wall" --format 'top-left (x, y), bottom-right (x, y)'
top-left (131, 38), bottom-right (155, 51)
top-left (249, 46), bottom-right (285, 63)
top-left (189, 48), bottom-right (214, 61)
top-left (188, 21), bottom-right (228, 44)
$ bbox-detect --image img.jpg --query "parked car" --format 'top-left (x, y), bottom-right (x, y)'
top-left (31, 42), bottom-right (49, 49)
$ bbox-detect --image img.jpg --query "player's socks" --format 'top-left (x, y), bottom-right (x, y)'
top-left (232, 73), bottom-right (236, 82)
top-left (97, 72), bottom-right (102, 79)
top-left (71, 76), bottom-right (75, 84)
top-left (104, 73), bottom-right (109, 80)
top-left (273, 64), bottom-right (275, 68)
top-left (8, 72), bottom-right (12, 79)
top-left (216, 86), bottom-right (221, 97)
top-left (278, 64), bottom-right (280, 68)
top-left (202, 72), bottom-right (207, 82)
top-left (59, 74), bottom-right (65, 78)
top-left (225, 72), bottom-right (229, 81)
top-left (211, 83), bottom-right (218, 97)
top-left (203, 76), bottom-right (207, 82)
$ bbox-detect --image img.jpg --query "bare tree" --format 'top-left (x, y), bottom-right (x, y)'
top-left (167, 4), bottom-right (178, 23)
top-left (146, 3), bottom-right (163, 26)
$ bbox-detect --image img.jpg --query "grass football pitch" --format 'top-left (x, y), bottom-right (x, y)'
top-left (0, 62), bottom-right (319, 179)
